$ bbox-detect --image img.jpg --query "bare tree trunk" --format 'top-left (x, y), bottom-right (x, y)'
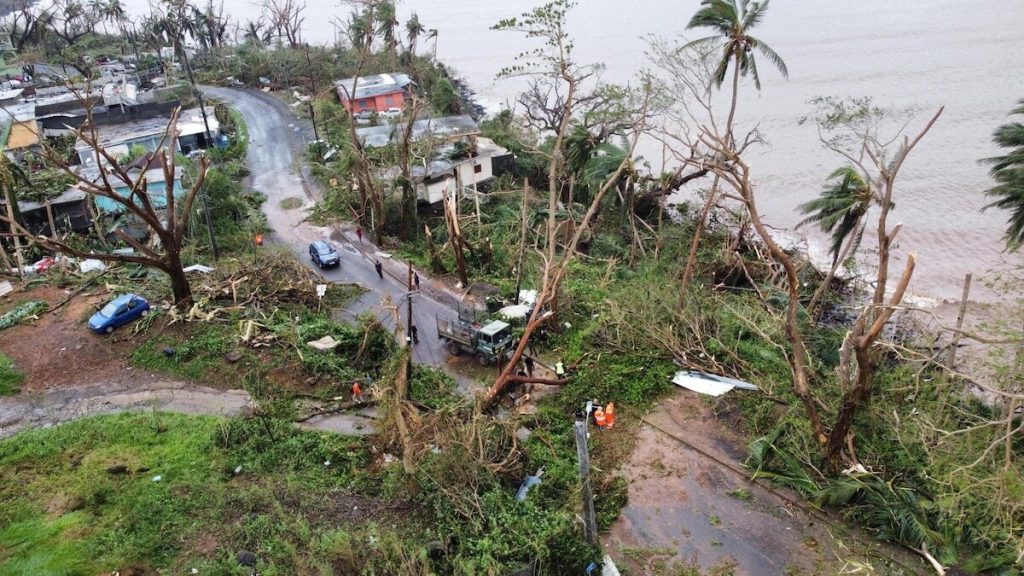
top-left (679, 173), bottom-right (720, 304)
top-left (807, 220), bottom-right (865, 316)
top-left (44, 200), bottom-right (56, 238)
top-left (164, 248), bottom-right (193, 307)
top-left (3, 185), bottom-right (25, 279)
top-left (826, 255), bottom-right (916, 467)
top-left (946, 273), bottom-right (972, 368)
top-left (444, 189), bottom-right (469, 286)
top-left (728, 162), bottom-right (825, 444)
top-left (423, 224), bottom-right (446, 274)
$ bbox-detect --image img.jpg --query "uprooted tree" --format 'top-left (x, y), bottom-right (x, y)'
top-left (1, 108), bottom-right (210, 309)
top-left (483, 0), bottom-right (653, 407)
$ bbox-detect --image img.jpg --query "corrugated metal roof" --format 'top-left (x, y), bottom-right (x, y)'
top-left (334, 73), bottom-right (412, 101)
top-left (355, 115), bottom-right (479, 148)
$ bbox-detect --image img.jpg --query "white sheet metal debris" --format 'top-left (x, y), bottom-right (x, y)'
top-left (0, 281), bottom-right (12, 297)
top-left (183, 264), bottom-right (215, 274)
top-left (671, 370), bottom-right (759, 397)
top-left (497, 303), bottom-right (531, 320)
top-left (307, 335), bottom-right (341, 351)
top-left (79, 259), bottom-right (107, 273)
top-left (518, 289), bottom-right (538, 306)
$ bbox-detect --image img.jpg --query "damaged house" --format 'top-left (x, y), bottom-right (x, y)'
top-left (355, 115), bottom-right (515, 205)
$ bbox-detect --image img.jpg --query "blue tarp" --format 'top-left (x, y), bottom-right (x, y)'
top-left (95, 181), bottom-right (185, 214)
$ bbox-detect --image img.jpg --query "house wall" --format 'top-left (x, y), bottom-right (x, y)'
top-left (342, 89), bottom-right (409, 113)
top-left (417, 176), bottom-right (454, 205)
top-left (455, 156), bottom-right (494, 190)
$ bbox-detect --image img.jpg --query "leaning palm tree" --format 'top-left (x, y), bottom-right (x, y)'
top-left (405, 12), bottom-right (423, 58)
top-left (982, 98), bottom-right (1024, 251)
top-left (375, 0), bottom-right (399, 63)
top-left (426, 28), bottom-right (438, 61)
top-left (797, 166), bottom-right (873, 313)
top-left (679, 0), bottom-right (788, 299)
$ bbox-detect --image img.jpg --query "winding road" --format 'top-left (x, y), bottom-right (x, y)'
top-left (0, 87), bottom-right (473, 439)
top-left (201, 87), bottom-right (462, 372)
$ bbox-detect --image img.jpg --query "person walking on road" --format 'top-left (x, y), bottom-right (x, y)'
top-left (374, 259), bottom-right (383, 279)
top-left (410, 324), bottom-right (420, 345)
top-left (525, 356), bottom-right (535, 377)
top-left (356, 226), bottom-right (363, 243)
top-left (413, 272), bottom-right (421, 291)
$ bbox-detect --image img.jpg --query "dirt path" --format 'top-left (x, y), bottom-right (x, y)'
top-left (0, 378), bottom-right (251, 439)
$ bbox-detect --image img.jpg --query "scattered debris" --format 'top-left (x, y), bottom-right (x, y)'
top-left (0, 300), bottom-right (48, 330)
top-left (152, 475), bottom-right (162, 482)
top-left (183, 264), bottom-right (215, 274)
top-left (0, 281), bottom-right (12, 297)
top-left (671, 370), bottom-right (759, 397)
top-left (497, 303), bottom-right (531, 320)
top-left (236, 550), bottom-right (257, 567)
top-left (307, 335), bottom-right (341, 351)
top-left (79, 259), bottom-right (107, 273)
top-left (515, 467), bottom-right (544, 501)
top-left (518, 289), bottom-right (538, 305)
top-left (105, 465), bottom-right (128, 475)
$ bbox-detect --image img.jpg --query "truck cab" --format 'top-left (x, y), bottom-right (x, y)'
top-left (474, 320), bottom-right (513, 360)
top-left (437, 314), bottom-right (514, 365)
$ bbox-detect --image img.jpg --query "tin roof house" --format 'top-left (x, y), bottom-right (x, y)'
top-left (334, 73), bottom-right (413, 113)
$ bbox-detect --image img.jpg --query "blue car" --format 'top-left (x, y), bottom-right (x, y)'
top-left (89, 294), bottom-right (151, 334)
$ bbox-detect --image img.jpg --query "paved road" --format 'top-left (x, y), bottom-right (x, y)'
top-left (201, 87), bottom-right (474, 387)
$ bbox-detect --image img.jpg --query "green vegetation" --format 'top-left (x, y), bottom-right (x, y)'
top-left (0, 352), bottom-right (23, 396)
top-left (0, 300), bottom-right (48, 331)
top-left (0, 413), bottom-right (392, 575)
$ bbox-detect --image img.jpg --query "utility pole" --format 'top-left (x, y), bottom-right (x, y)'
top-left (177, 43), bottom-right (219, 260)
top-left (574, 420), bottom-right (598, 545)
top-left (514, 180), bottom-right (530, 304)
top-left (304, 47), bottom-right (322, 154)
top-left (407, 261), bottom-right (414, 347)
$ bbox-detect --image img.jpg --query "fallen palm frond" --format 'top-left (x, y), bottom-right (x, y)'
top-left (0, 300), bottom-right (48, 330)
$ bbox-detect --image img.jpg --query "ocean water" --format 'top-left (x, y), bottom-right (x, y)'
top-left (124, 0), bottom-right (1024, 303)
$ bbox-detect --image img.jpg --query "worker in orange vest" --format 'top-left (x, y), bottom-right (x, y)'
top-left (255, 233), bottom-right (264, 247)
top-left (604, 403), bottom-right (616, 429)
top-left (594, 406), bottom-right (607, 429)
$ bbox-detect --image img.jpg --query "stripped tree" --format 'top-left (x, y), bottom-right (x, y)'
top-left (1, 108), bottom-right (209, 309)
top-left (483, 0), bottom-right (651, 407)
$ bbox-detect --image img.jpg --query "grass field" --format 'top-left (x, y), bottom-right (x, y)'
top-left (0, 413), bottom-right (409, 575)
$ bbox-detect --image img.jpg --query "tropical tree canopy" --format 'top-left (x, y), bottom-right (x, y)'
top-left (685, 0), bottom-right (788, 90)
top-left (982, 98), bottom-right (1024, 251)
top-left (797, 166), bottom-right (873, 265)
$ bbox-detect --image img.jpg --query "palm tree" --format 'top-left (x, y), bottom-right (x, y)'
top-left (405, 12), bottom-right (423, 58)
top-left (686, 0), bottom-right (788, 134)
top-left (426, 28), bottom-right (438, 62)
top-left (797, 166), bottom-right (873, 312)
top-left (679, 0), bottom-right (788, 299)
top-left (375, 1), bottom-right (399, 63)
top-left (982, 98), bottom-right (1024, 251)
